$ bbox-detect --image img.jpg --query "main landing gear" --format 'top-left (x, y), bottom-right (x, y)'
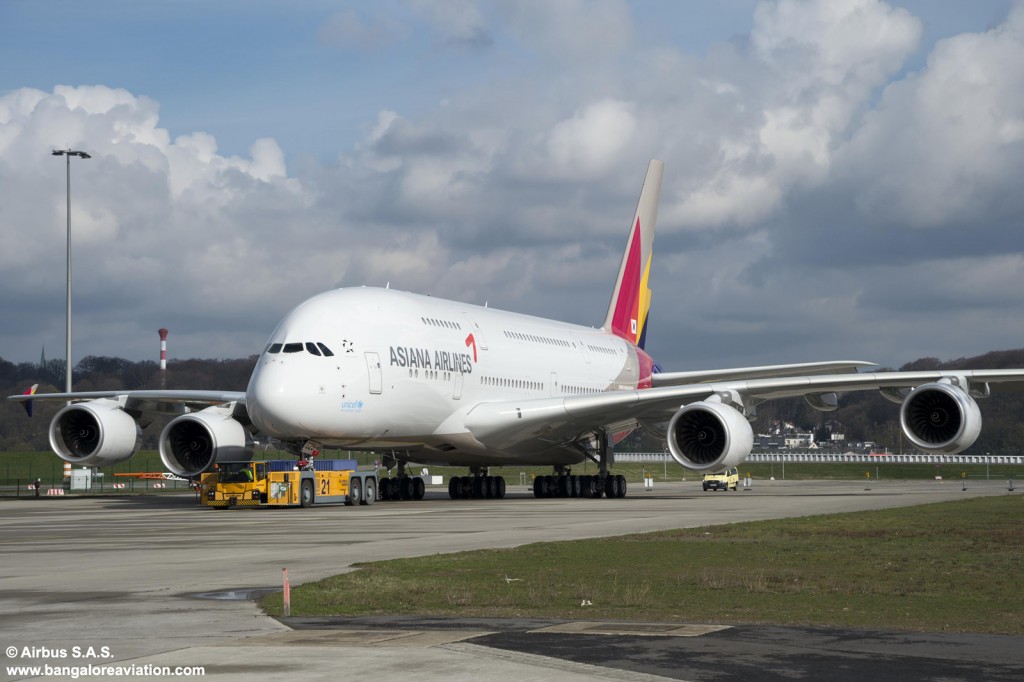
top-left (377, 460), bottom-right (425, 501)
top-left (532, 472), bottom-right (627, 499)
top-left (532, 428), bottom-right (628, 499)
top-left (448, 466), bottom-right (507, 499)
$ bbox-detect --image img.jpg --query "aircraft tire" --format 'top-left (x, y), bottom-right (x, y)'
top-left (615, 474), bottom-right (627, 498)
top-left (413, 476), bottom-right (425, 500)
top-left (495, 476), bottom-right (506, 499)
top-left (557, 476), bottom-right (570, 497)
top-left (400, 477), bottom-right (414, 500)
top-left (362, 477), bottom-right (376, 505)
top-left (448, 477), bottom-right (460, 499)
top-left (534, 476), bottom-right (548, 498)
top-left (378, 478), bottom-right (391, 501)
top-left (569, 475), bottom-right (580, 498)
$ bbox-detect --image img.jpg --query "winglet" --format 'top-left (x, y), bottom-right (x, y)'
top-left (603, 159), bottom-right (663, 349)
top-left (21, 384), bottom-right (38, 417)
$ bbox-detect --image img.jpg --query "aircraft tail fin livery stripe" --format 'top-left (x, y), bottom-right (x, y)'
top-left (21, 384), bottom-right (37, 417)
top-left (603, 159), bottom-right (663, 349)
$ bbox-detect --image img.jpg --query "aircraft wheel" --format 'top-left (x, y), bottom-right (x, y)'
top-left (495, 476), bottom-right (506, 499)
top-left (534, 476), bottom-right (548, 498)
top-left (413, 477), bottom-right (426, 500)
top-left (400, 477), bottom-right (414, 500)
top-left (346, 478), bottom-right (362, 506)
top-left (615, 474), bottom-right (627, 498)
top-left (362, 477), bottom-right (376, 505)
top-left (299, 480), bottom-right (314, 508)
top-left (604, 475), bottom-right (617, 498)
top-left (568, 475), bottom-right (580, 498)
top-left (557, 476), bottom-right (570, 497)
top-left (448, 476), bottom-right (460, 499)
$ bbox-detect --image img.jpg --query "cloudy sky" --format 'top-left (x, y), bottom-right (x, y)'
top-left (1, 0), bottom-right (1022, 374)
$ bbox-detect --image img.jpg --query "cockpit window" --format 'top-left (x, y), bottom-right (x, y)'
top-left (268, 341), bottom-right (336, 357)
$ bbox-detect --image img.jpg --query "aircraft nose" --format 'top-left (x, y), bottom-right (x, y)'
top-left (246, 360), bottom-right (299, 438)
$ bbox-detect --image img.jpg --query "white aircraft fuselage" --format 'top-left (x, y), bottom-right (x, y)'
top-left (246, 286), bottom-right (656, 466)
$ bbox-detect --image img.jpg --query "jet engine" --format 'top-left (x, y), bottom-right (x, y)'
top-left (159, 406), bottom-right (252, 477)
top-left (666, 400), bottom-right (753, 472)
top-left (899, 382), bottom-right (981, 455)
top-left (48, 398), bottom-right (142, 467)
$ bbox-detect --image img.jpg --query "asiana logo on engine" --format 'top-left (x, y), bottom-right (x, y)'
top-left (389, 346), bottom-right (474, 374)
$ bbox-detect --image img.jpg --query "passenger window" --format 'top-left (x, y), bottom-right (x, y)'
top-left (268, 343), bottom-right (283, 354)
top-left (306, 342), bottom-right (322, 356)
top-left (283, 342), bottom-right (303, 353)
top-left (317, 342), bottom-right (334, 357)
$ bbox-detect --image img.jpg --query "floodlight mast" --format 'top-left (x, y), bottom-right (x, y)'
top-left (51, 148), bottom-right (91, 398)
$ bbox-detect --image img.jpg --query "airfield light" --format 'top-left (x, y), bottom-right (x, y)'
top-left (52, 148), bottom-right (91, 397)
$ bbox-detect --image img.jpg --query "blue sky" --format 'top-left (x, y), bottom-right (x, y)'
top-left (1, 0), bottom-right (1022, 373)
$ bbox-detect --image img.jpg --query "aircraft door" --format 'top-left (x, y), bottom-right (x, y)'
top-left (462, 313), bottom-right (488, 350)
top-left (573, 333), bottom-right (592, 363)
top-left (453, 372), bottom-right (464, 400)
top-left (365, 352), bottom-right (383, 394)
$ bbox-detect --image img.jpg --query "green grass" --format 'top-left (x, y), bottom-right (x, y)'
top-left (259, 495), bottom-right (1024, 635)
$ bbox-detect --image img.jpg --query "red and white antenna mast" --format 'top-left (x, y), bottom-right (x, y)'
top-left (158, 328), bottom-right (168, 388)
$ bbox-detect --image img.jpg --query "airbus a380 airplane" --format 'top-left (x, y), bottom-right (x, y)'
top-left (10, 160), bottom-right (1024, 501)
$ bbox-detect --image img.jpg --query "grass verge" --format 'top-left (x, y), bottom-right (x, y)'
top-left (259, 495), bottom-right (1024, 635)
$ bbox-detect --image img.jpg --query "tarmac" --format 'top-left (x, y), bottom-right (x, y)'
top-left (0, 478), bottom-right (1021, 681)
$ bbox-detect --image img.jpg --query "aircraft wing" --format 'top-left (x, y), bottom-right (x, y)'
top-left (5, 390), bottom-right (246, 415)
top-left (651, 361), bottom-right (876, 386)
top-left (459, 368), bottom-right (1024, 453)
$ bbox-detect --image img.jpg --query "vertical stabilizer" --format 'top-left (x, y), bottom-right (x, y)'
top-left (603, 159), bottom-right (663, 349)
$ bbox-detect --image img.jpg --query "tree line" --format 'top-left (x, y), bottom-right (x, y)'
top-left (1, 349), bottom-right (1023, 454)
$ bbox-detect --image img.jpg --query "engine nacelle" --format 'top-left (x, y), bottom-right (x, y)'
top-left (666, 401), bottom-right (753, 472)
top-left (900, 382), bottom-right (981, 455)
top-left (48, 398), bottom-right (142, 467)
top-left (159, 406), bottom-right (252, 477)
